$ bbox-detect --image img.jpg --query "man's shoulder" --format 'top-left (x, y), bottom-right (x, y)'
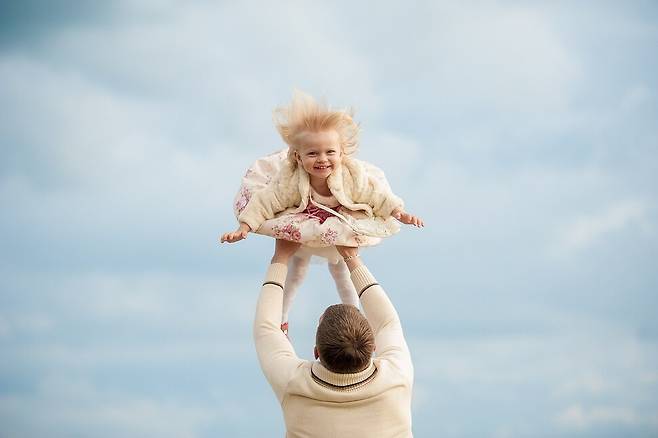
top-left (282, 359), bottom-right (411, 402)
top-left (373, 357), bottom-right (413, 383)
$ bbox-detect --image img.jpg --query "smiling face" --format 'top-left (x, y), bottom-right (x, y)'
top-left (295, 130), bottom-right (342, 180)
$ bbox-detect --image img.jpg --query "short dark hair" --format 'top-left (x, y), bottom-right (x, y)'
top-left (316, 304), bottom-right (375, 373)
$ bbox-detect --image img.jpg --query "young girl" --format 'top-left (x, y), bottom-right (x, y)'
top-left (221, 91), bottom-right (423, 334)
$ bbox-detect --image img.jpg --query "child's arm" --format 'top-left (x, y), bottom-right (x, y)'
top-left (239, 165), bottom-right (301, 230)
top-left (221, 167), bottom-right (301, 244)
top-left (354, 164), bottom-right (424, 227)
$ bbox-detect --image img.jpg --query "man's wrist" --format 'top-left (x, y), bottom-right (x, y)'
top-left (344, 255), bottom-right (364, 272)
top-left (271, 254), bottom-right (289, 265)
top-left (264, 262), bottom-right (288, 288)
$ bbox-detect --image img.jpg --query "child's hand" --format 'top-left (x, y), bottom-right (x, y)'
top-left (393, 209), bottom-right (424, 227)
top-left (220, 223), bottom-right (251, 243)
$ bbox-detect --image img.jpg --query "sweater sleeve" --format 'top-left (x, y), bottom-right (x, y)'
top-left (353, 171), bottom-right (404, 218)
top-left (350, 266), bottom-right (413, 384)
top-left (238, 172), bottom-right (299, 231)
top-left (253, 263), bottom-right (305, 403)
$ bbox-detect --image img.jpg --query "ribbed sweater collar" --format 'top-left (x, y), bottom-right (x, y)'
top-left (311, 359), bottom-right (377, 388)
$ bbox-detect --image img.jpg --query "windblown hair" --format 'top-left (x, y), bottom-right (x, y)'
top-left (273, 90), bottom-right (360, 165)
top-left (316, 304), bottom-right (375, 374)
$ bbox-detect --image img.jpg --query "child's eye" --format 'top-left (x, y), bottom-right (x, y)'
top-left (327, 150), bottom-right (336, 154)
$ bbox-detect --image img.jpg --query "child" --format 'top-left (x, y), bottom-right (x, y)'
top-left (221, 91), bottom-right (423, 334)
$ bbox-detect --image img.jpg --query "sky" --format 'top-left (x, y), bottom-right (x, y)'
top-left (1, 0), bottom-right (657, 436)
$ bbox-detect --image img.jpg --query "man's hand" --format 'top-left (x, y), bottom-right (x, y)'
top-left (335, 245), bottom-right (363, 272)
top-left (392, 209), bottom-right (424, 227)
top-left (220, 223), bottom-right (251, 243)
top-left (271, 239), bottom-right (302, 264)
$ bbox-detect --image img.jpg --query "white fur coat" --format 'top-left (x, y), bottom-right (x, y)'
top-left (238, 157), bottom-right (404, 232)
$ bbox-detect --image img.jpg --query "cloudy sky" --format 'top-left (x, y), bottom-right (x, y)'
top-left (1, 1), bottom-right (657, 436)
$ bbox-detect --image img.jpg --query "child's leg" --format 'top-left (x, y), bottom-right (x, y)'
top-left (282, 253), bottom-right (311, 324)
top-left (327, 260), bottom-right (359, 308)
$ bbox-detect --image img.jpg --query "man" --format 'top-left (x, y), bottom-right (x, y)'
top-left (254, 239), bottom-right (414, 437)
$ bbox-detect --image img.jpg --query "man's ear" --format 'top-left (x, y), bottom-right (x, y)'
top-left (314, 346), bottom-right (319, 360)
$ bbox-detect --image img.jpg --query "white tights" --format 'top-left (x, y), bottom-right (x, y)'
top-left (281, 253), bottom-right (359, 324)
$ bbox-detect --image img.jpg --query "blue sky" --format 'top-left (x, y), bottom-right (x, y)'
top-left (1, 1), bottom-right (657, 436)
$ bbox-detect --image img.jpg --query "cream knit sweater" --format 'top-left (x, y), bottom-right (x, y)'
top-left (254, 263), bottom-right (414, 437)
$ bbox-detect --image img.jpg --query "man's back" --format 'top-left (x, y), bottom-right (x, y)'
top-left (282, 359), bottom-right (412, 437)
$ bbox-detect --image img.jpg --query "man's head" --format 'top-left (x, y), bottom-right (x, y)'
top-left (315, 304), bottom-right (375, 374)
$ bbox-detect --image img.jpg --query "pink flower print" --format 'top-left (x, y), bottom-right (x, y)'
top-left (272, 221), bottom-right (302, 242)
top-left (321, 228), bottom-right (338, 245)
top-left (234, 187), bottom-right (251, 213)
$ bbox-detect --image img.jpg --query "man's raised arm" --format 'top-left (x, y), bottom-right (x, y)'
top-left (253, 240), bottom-right (304, 403)
top-left (335, 246), bottom-right (413, 384)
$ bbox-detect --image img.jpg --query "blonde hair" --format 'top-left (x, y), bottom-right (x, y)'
top-left (273, 90), bottom-right (360, 165)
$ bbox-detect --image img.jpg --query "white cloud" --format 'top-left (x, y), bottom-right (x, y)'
top-left (360, 132), bottom-right (422, 192)
top-left (554, 199), bottom-right (653, 254)
top-left (0, 316), bottom-right (10, 338)
top-left (641, 372), bottom-right (658, 385)
top-left (620, 84), bottom-right (654, 113)
top-left (556, 404), bottom-right (642, 429)
top-left (46, 1), bottom-right (380, 117)
top-left (554, 373), bottom-right (617, 397)
top-left (410, 315), bottom-right (658, 434)
top-left (0, 376), bottom-right (218, 438)
top-left (0, 314), bottom-right (54, 337)
top-left (0, 54), bottom-right (244, 196)
top-left (5, 270), bottom-right (256, 330)
top-left (425, 2), bottom-right (583, 113)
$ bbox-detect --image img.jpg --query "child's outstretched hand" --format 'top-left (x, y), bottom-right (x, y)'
top-left (220, 223), bottom-right (251, 243)
top-left (392, 209), bottom-right (425, 227)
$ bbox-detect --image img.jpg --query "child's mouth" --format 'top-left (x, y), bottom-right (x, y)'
top-left (314, 165), bottom-right (331, 170)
